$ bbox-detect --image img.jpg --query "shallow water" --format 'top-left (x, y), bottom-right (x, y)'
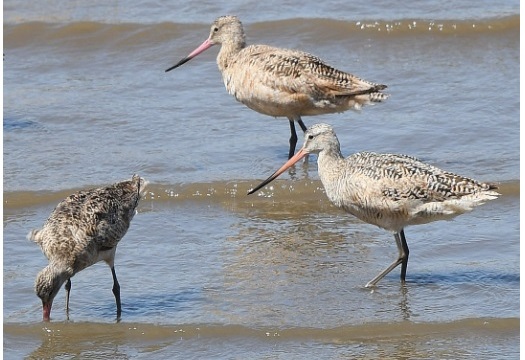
top-left (3, 0), bottom-right (520, 358)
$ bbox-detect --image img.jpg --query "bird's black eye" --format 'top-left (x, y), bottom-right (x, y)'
top-left (213, 27), bottom-right (219, 32)
top-left (308, 135), bottom-right (314, 139)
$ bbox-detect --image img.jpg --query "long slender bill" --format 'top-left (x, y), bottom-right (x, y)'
top-left (165, 38), bottom-right (214, 72)
top-left (248, 148), bottom-right (309, 195)
top-left (43, 301), bottom-right (52, 321)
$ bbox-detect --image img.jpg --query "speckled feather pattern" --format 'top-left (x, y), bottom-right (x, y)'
top-left (345, 151), bottom-right (495, 200)
top-left (306, 124), bottom-right (499, 232)
top-left (210, 15), bottom-right (389, 117)
top-left (30, 175), bottom-right (145, 272)
top-left (29, 175), bottom-right (146, 309)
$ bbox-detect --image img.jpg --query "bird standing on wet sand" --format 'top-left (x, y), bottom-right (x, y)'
top-left (28, 175), bottom-right (146, 321)
top-left (248, 124), bottom-right (500, 287)
top-left (166, 15), bottom-right (388, 159)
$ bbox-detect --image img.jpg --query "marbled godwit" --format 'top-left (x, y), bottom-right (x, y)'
top-left (28, 175), bottom-right (146, 321)
top-left (166, 15), bottom-right (388, 159)
top-left (248, 124), bottom-right (500, 287)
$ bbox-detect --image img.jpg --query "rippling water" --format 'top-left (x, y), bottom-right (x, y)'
top-left (3, 0), bottom-right (519, 358)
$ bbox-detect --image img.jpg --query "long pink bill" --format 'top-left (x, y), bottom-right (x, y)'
top-left (165, 38), bottom-right (214, 72)
top-left (247, 148), bottom-right (309, 195)
top-left (42, 301), bottom-right (52, 321)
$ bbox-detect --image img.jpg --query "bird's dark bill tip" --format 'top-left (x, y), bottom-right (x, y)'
top-left (248, 180), bottom-right (270, 195)
top-left (165, 64), bottom-right (177, 72)
top-left (165, 57), bottom-right (191, 72)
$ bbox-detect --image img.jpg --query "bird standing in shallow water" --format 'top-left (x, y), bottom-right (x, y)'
top-left (166, 15), bottom-right (388, 159)
top-left (29, 175), bottom-right (146, 321)
top-left (248, 124), bottom-right (500, 287)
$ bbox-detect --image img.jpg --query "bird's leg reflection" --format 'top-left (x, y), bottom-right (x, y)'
top-left (65, 279), bottom-right (71, 320)
top-left (399, 283), bottom-right (411, 321)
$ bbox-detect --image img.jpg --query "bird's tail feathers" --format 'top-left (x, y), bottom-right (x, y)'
top-left (368, 92), bottom-right (390, 103)
top-left (27, 228), bottom-right (42, 243)
top-left (441, 191), bottom-right (500, 214)
top-left (352, 92), bottom-right (389, 109)
top-left (131, 174), bottom-right (148, 194)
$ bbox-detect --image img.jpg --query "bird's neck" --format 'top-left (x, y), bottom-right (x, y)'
top-left (318, 145), bottom-right (344, 164)
top-left (318, 145), bottom-right (345, 171)
top-left (217, 40), bottom-right (246, 72)
top-left (317, 147), bottom-right (347, 197)
top-left (36, 263), bottom-right (73, 301)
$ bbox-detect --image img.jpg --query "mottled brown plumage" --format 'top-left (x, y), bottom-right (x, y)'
top-left (29, 175), bottom-right (146, 321)
top-left (248, 124), bottom-right (499, 287)
top-left (166, 15), bottom-right (388, 159)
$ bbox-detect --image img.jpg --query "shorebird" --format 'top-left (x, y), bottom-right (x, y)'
top-left (28, 175), bottom-right (146, 321)
top-left (248, 124), bottom-right (500, 287)
top-left (166, 15), bottom-right (388, 159)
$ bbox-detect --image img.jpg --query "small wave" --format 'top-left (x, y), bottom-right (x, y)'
top-left (4, 15), bottom-right (519, 49)
top-left (3, 21), bottom-right (195, 50)
top-left (4, 317), bottom-right (519, 341)
top-left (262, 15), bottom-right (520, 37)
top-left (4, 178), bottom-right (518, 210)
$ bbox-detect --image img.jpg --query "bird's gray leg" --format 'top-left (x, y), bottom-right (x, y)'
top-left (297, 118), bottom-right (307, 133)
top-left (297, 118), bottom-right (309, 163)
top-left (65, 278), bottom-right (71, 319)
top-left (399, 229), bottom-right (410, 283)
top-left (290, 116), bottom-right (309, 162)
top-left (111, 266), bottom-right (122, 319)
top-left (365, 231), bottom-right (407, 288)
top-left (288, 117), bottom-right (298, 159)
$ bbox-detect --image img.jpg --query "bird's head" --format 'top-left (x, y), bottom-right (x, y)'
top-left (165, 15), bottom-right (246, 72)
top-left (35, 264), bottom-right (71, 321)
